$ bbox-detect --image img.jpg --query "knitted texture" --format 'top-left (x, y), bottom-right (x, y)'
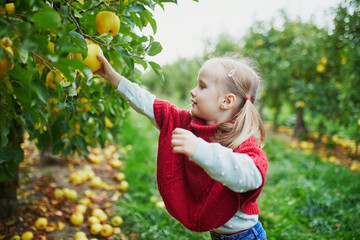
top-left (153, 99), bottom-right (267, 232)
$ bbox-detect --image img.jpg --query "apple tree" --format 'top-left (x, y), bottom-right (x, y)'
top-left (326, 0), bottom-right (360, 155)
top-left (0, 0), bottom-right (176, 218)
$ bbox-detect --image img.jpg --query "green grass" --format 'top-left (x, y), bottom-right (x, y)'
top-left (114, 109), bottom-right (360, 240)
top-left (261, 137), bottom-right (360, 240)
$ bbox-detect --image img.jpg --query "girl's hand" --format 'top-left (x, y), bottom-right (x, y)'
top-left (171, 128), bottom-right (199, 157)
top-left (94, 55), bottom-right (121, 89)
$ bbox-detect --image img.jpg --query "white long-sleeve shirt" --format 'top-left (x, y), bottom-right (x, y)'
top-left (116, 76), bottom-right (262, 233)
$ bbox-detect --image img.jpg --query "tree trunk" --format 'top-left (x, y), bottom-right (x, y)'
top-left (0, 166), bottom-right (19, 219)
top-left (0, 121), bottom-right (23, 219)
top-left (293, 108), bottom-right (307, 139)
top-left (40, 144), bottom-right (62, 166)
top-left (315, 132), bottom-right (325, 150)
top-left (272, 95), bottom-right (280, 133)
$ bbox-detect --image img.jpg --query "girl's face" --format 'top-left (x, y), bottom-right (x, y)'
top-left (190, 63), bottom-right (225, 125)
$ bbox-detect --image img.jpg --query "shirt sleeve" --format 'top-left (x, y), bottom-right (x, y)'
top-left (191, 138), bottom-right (263, 193)
top-left (116, 76), bottom-right (158, 128)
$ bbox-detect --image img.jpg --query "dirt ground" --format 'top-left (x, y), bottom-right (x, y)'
top-left (0, 137), bottom-right (133, 240)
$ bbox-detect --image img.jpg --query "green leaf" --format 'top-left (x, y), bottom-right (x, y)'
top-left (55, 32), bottom-right (87, 57)
top-left (52, 141), bottom-right (65, 155)
top-left (146, 41), bottom-right (162, 56)
top-left (125, 4), bottom-right (146, 13)
top-left (123, 16), bottom-right (135, 29)
top-left (37, 131), bottom-right (51, 150)
top-left (30, 79), bottom-right (48, 104)
top-left (0, 114), bottom-right (9, 148)
top-left (0, 145), bottom-right (24, 165)
top-left (33, 9), bottom-right (61, 32)
top-left (66, 83), bottom-right (78, 97)
top-left (74, 9), bottom-right (83, 18)
top-left (13, 41), bottom-right (28, 64)
top-left (69, 31), bottom-right (87, 55)
top-left (143, 10), bottom-right (157, 34)
top-left (9, 65), bottom-right (29, 85)
top-left (149, 61), bottom-right (164, 82)
top-left (73, 134), bottom-right (88, 154)
top-left (115, 35), bottom-right (132, 46)
top-left (15, 21), bottom-right (32, 38)
top-left (53, 60), bottom-right (76, 83)
top-left (97, 33), bottom-right (113, 46)
top-left (134, 56), bottom-right (148, 70)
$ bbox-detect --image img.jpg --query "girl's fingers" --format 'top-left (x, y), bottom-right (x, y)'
top-left (172, 146), bottom-right (184, 154)
top-left (171, 138), bottom-right (182, 147)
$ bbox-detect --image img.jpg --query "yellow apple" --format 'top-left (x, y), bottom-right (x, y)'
top-left (1, 37), bottom-right (13, 48)
top-left (109, 159), bottom-right (124, 169)
top-left (46, 70), bottom-right (64, 90)
top-left (35, 217), bottom-right (48, 230)
top-left (88, 153), bottom-right (104, 164)
top-left (100, 224), bottom-right (113, 237)
top-left (5, 3), bottom-right (15, 13)
top-left (320, 57), bottom-right (328, 65)
top-left (74, 231), bottom-right (87, 240)
top-left (92, 208), bottom-right (107, 222)
top-left (75, 204), bottom-right (87, 214)
top-left (156, 201), bottom-right (165, 208)
top-left (54, 188), bottom-right (63, 198)
top-left (118, 180), bottom-right (129, 192)
top-left (63, 188), bottom-right (77, 200)
top-left (48, 41), bottom-right (55, 54)
top-left (90, 176), bottom-right (103, 188)
top-left (0, 46), bottom-right (14, 78)
top-left (110, 216), bottom-right (123, 227)
top-left (95, 11), bottom-right (120, 36)
top-left (85, 169), bottom-right (95, 180)
top-left (92, 147), bottom-right (102, 155)
top-left (149, 195), bottom-right (159, 203)
top-left (98, 212), bottom-right (108, 222)
top-left (83, 44), bottom-right (103, 72)
top-left (78, 197), bottom-right (92, 206)
top-left (316, 64), bottom-right (325, 73)
top-left (90, 223), bottom-right (103, 235)
top-left (113, 227), bottom-right (121, 234)
top-left (114, 172), bottom-right (125, 181)
top-left (91, 208), bottom-right (105, 217)
top-left (70, 212), bottom-right (84, 226)
top-left (87, 216), bottom-right (100, 226)
top-left (21, 231), bottom-right (33, 240)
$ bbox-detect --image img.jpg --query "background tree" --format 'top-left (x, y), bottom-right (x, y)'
top-left (327, 0), bottom-right (360, 155)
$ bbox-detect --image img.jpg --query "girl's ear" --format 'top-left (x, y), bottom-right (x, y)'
top-left (220, 93), bottom-right (237, 110)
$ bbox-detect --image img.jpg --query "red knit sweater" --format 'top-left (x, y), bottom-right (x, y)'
top-left (153, 99), bottom-right (268, 232)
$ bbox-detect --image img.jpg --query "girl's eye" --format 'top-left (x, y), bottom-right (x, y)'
top-left (199, 84), bottom-right (205, 89)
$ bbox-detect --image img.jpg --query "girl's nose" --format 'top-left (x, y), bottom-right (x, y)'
top-left (190, 88), bottom-right (196, 97)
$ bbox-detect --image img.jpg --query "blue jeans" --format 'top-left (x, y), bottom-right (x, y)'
top-left (210, 221), bottom-right (266, 240)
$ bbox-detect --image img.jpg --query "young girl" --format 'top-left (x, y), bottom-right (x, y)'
top-left (95, 55), bottom-right (268, 240)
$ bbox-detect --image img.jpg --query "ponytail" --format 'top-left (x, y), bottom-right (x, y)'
top-left (215, 99), bottom-right (265, 150)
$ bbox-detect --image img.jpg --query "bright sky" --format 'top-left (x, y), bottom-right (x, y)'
top-left (143, 0), bottom-right (342, 65)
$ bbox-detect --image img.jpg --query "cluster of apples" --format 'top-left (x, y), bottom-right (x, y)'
top-left (69, 206), bottom-right (123, 239)
top-left (69, 165), bottom-right (96, 186)
top-left (0, 36), bottom-right (14, 79)
top-left (40, 9), bottom-right (120, 90)
top-left (81, 10), bottom-right (121, 73)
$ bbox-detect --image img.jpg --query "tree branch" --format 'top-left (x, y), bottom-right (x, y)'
top-left (30, 50), bottom-right (55, 70)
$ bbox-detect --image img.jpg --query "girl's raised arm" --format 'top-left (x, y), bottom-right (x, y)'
top-left (95, 55), bottom-right (158, 128)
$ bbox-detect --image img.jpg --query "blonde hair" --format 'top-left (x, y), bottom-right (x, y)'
top-left (207, 57), bottom-right (265, 150)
